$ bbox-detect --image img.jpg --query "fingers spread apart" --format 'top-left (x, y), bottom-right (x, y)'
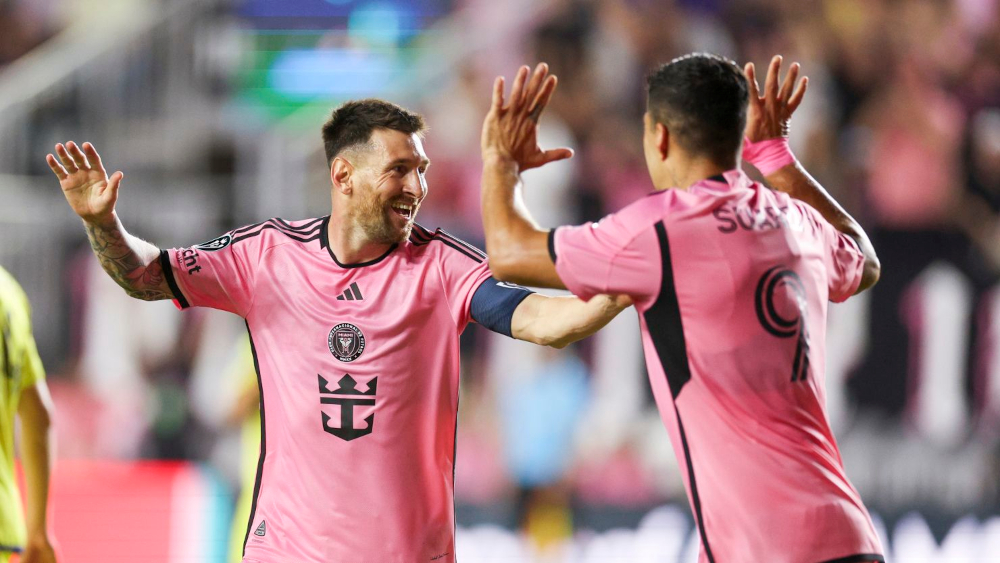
top-left (46, 154), bottom-right (68, 180)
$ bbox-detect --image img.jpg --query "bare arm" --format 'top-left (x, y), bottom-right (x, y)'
top-left (47, 142), bottom-right (172, 301)
top-left (511, 293), bottom-right (632, 349)
top-left (18, 382), bottom-right (58, 563)
top-left (763, 163), bottom-right (880, 293)
top-left (744, 57), bottom-right (880, 294)
top-left (481, 154), bottom-right (564, 288)
top-left (480, 64), bottom-right (575, 288)
top-left (82, 214), bottom-right (171, 300)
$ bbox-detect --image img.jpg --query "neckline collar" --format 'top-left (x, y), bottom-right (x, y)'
top-left (319, 216), bottom-right (398, 269)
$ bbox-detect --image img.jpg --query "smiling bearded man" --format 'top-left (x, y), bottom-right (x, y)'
top-left (47, 98), bottom-right (631, 563)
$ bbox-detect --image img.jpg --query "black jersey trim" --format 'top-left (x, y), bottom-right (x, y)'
top-left (437, 229), bottom-right (487, 259)
top-left (409, 234), bottom-right (484, 263)
top-left (242, 323), bottom-right (267, 557)
top-left (547, 229), bottom-right (557, 263)
top-left (318, 216), bottom-right (398, 268)
top-left (0, 544), bottom-right (23, 554)
top-left (642, 220), bottom-right (715, 562)
top-left (675, 411), bottom-right (715, 563)
top-left (232, 217), bottom-right (324, 238)
top-left (231, 223), bottom-right (321, 246)
top-left (159, 250), bottom-right (190, 309)
top-left (819, 554), bottom-right (884, 563)
top-left (409, 225), bottom-right (486, 263)
top-left (410, 223), bottom-right (434, 242)
top-left (644, 222), bottom-right (692, 399)
top-left (413, 224), bottom-right (488, 258)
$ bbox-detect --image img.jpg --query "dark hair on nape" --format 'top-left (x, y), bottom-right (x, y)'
top-left (646, 53), bottom-right (749, 166)
top-left (322, 99), bottom-right (426, 164)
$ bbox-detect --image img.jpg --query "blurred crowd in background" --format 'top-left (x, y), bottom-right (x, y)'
top-left (1, 0), bottom-right (999, 560)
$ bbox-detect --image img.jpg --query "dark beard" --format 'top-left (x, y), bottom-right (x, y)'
top-left (354, 191), bottom-right (411, 244)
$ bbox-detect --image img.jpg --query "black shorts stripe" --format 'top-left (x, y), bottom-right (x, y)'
top-left (231, 224), bottom-right (321, 245)
top-left (641, 220), bottom-right (714, 563)
top-left (159, 250), bottom-right (190, 308)
top-left (242, 324), bottom-right (267, 557)
top-left (819, 554), bottom-right (884, 563)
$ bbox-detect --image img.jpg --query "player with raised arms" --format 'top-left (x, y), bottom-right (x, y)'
top-left (46, 100), bottom-right (630, 562)
top-left (480, 56), bottom-right (884, 563)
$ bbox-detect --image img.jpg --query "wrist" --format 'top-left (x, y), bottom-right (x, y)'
top-left (742, 137), bottom-right (796, 176)
top-left (82, 211), bottom-right (117, 228)
top-left (482, 151), bottom-right (520, 173)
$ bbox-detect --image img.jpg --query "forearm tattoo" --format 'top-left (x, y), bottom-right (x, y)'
top-left (84, 220), bottom-right (173, 301)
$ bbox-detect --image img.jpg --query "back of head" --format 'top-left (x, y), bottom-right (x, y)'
top-left (647, 53), bottom-right (749, 166)
top-left (322, 99), bottom-right (426, 164)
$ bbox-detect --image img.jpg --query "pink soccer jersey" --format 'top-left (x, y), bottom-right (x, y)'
top-left (553, 170), bottom-right (883, 563)
top-left (161, 218), bottom-right (492, 563)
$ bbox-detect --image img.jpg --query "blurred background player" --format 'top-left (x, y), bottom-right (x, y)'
top-left (44, 99), bottom-right (630, 562)
top-left (479, 56), bottom-right (883, 562)
top-left (0, 266), bottom-right (57, 563)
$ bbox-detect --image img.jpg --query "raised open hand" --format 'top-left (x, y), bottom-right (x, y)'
top-left (744, 56), bottom-right (808, 143)
top-left (46, 142), bottom-right (123, 223)
top-left (481, 63), bottom-right (574, 172)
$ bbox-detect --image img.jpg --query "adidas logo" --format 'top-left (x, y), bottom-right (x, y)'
top-left (254, 520), bottom-right (266, 537)
top-left (336, 282), bottom-right (363, 301)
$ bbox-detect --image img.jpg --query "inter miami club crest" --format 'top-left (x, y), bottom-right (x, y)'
top-left (194, 234), bottom-right (232, 251)
top-left (328, 323), bottom-right (365, 362)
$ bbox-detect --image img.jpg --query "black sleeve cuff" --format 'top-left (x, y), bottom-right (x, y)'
top-left (547, 229), bottom-right (557, 264)
top-left (159, 250), bottom-right (190, 309)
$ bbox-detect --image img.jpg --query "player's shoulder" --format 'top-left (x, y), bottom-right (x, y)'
top-left (209, 216), bottom-right (327, 252)
top-left (594, 191), bottom-right (677, 237)
top-left (406, 224), bottom-right (487, 265)
top-left (0, 266), bottom-right (29, 312)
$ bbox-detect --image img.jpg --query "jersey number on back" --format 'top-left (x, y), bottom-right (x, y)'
top-left (755, 267), bottom-right (811, 382)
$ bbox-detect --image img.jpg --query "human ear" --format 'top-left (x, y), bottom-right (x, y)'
top-left (331, 157), bottom-right (353, 195)
top-left (656, 123), bottom-right (670, 161)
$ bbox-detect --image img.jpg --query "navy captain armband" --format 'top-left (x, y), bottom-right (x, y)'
top-left (470, 277), bottom-right (534, 337)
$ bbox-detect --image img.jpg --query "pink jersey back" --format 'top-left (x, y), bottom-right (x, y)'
top-left (554, 170), bottom-right (883, 563)
top-left (163, 217), bottom-right (491, 563)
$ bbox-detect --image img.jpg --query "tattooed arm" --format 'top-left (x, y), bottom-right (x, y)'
top-left (83, 215), bottom-right (172, 300)
top-left (47, 142), bottom-right (174, 301)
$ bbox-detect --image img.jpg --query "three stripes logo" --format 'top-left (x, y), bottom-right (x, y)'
top-left (754, 266), bottom-right (810, 382)
top-left (336, 282), bottom-right (364, 301)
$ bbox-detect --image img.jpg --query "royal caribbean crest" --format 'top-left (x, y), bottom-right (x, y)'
top-left (328, 323), bottom-right (366, 362)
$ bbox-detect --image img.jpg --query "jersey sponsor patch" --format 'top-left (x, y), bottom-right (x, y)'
top-left (194, 233), bottom-right (232, 251)
top-left (328, 323), bottom-right (366, 362)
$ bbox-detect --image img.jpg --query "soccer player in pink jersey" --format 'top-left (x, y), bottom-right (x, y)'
top-left (479, 56), bottom-right (884, 563)
top-left (45, 100), bottom-right (631, 562)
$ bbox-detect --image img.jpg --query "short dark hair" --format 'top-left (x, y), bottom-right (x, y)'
top-left (322, 99), bottom-right (426, 164)
top-left (646, 53), bottom-right (749, 165)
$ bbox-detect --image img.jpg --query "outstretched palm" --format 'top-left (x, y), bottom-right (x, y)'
top-left (743, 56), bottom-right (808, 143)
top-left (481, 63), bottom-right (574, 171)
top-left (46, 141), bottom-right (123, 223)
